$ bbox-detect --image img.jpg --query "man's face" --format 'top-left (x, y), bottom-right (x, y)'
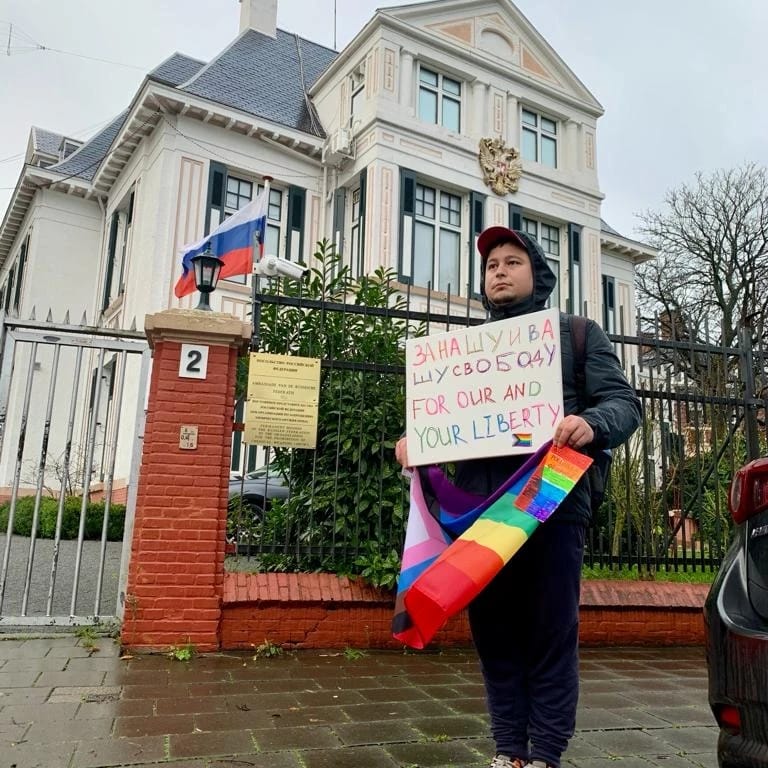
top-left (483, 242), bottom-right (534, 305)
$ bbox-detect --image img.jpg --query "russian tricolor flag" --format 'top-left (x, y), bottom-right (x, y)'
top-left (174, 190), bottom-right (268, 298)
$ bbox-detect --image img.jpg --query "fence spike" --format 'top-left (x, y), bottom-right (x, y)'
top-left (28, 306), bottom-right (36, 321)
top-left (80, 311), bottom-right (88, 326)
top-left (63, 310), bottom-right (70, 325)
top-left (46, 308), bottom-right (53, 323)
top-left (129, 317), bottom-right (137, 331)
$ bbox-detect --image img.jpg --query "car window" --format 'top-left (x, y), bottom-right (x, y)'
top-left (747, 508), bottom-right (768, 620)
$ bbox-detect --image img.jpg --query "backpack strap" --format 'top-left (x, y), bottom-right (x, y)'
top-left (570, 314), bottom-right (588, 412)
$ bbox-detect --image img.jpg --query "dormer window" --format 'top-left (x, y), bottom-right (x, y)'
top-left (418, 67), bottom-right (461, 133)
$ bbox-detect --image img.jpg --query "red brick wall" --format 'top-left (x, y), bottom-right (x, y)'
top-left (123, 339), bottom-right (238, 651)
top-left (220, 573), bottom-right (709, 650)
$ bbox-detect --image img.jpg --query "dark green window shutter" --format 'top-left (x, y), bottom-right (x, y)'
top-left (509, 203), bottom-right (522, 231)
top-left (398, 168), bottom-right (417, 283)
top-left (4, 266), bottom-right (15, 313)
top-left (205, 161), bottom-right (227, 235)
top-left (332, 187), bottom-right (346, 257)
top-left (102, 213), bottom-right (119, 311)
top-left (12, 236), bottom-right (28, 312)
top-left (470, 191), bottom-right (486, 297)
top-left (286, 185), bottom-right (306, 261)
top-left (357, 168), bottom-right (367, 272)
top-left (568, 223), bottom-right (583, 314)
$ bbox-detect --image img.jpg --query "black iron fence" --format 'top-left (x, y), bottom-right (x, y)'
top-left (228, 260), bottom-right (768, 582)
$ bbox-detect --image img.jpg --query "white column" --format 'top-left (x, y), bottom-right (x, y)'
top-left (472, 81), bottom-right (488, 137)
top-left (400, 51), bottom-right (414, 115)
top-left (506, 93), bottom-right (519, 147)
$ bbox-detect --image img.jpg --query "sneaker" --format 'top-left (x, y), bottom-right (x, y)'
top-left (524, 762), bottom-right (556, 768)
top-left (490, 756), bottom-right (526, 768)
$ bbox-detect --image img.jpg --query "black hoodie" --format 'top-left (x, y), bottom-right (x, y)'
top-left (454, 230), bottom-right (642, 526)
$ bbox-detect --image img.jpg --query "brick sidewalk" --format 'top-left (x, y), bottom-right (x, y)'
top-left (0, 636), bottom-right (717, 768)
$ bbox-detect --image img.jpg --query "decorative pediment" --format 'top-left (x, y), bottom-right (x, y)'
top-left (384, 0), bottom-right (600, 111)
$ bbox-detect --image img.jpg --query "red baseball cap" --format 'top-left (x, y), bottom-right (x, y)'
top-left (477, 226), bottom-right (527, 260)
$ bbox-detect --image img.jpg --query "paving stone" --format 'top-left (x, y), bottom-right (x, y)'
top-left (77, 697), bottom-right (156, 719)
top-left (651, 706), bottom-right (718, 727)
top-left (341, 701), bottom-right (416, 721)
top-left (0, 687), bottom-right (52, 706)
top-left (252, 724), bottom-right (341, 750)
top-left (302, 745), bottom-right (398, 768)
top-left (385, 739), bottom-right (482, 766)
top-left (0, 700), bottom-right (78, 723)
top-left (155, 694), bottom-right (232, 715)
top-left (0, 671), bottom-right (39, 687)
top-left (656, 725), bottom-right (719, 754)
top-left (359, 686), bottom-right (433, 702)
top-left (48, 684), bottom-right (121, 703)
top-left (114, 712), bottom-right (196, 737)
top-left (169, 728), bottom-right (256, 758)
top-left (409, 714), bottom-right (488, 738)
top-left (0, 717), bottom-right (29, 743)
top-left (263, 705), bottom-right (350, 727)
top-left (570, 757), bottom-right (662, 768)
top-left (2, 739), bottom-right (76, 768)
top-left (332, 719), bottom-right (422, 746)
top-left (73, 734), bottom-right (167, 767)
top-left (191, 709), bottom-right (278, 732)
top-left (34, 670), bottom-right (106, 687)
top-left (293, 689), bottom-right (367, 707)
top-left (580, 728), bottom-right (680, 756)
top-left (25, 715), bottom-right (115, 743)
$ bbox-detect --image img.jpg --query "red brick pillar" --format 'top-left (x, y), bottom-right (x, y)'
top-left (122, 309), bottom-right (250, 651)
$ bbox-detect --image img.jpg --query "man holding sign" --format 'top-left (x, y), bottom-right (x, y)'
top-left (395, 227), bottom-right (640, 768)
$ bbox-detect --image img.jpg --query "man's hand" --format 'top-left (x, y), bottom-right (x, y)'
top-left (553, 415), bottom-right (594, 449)
top-left (395, 436), bottom-right (409, 468)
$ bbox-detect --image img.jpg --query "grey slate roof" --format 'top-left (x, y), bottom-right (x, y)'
top-left (45, 53), bottom-right (207, 182)
top-left (46, 111), bottom-right (129, 182)
top-left (31, 127), bottom-right (67, 157)
top-left (600, 219), bottom-right (623, 238)
top-left (148, 52), bottom-right (207, 86)
top-left (180, 29), bottom-right (337, 136)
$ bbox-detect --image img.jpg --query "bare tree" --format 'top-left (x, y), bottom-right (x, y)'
top-left (637, 163), bottom-right (768, 351)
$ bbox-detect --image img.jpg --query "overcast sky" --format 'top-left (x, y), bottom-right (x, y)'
top-left (1, 0), bottom-right (766, 240)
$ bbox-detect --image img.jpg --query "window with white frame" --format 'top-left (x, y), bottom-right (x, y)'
top-left (522, 217), bottom-right (560, 308)
top-left (222, 176), bottom-right (283, 285)
top-left (521, 108), bottom-right (558, 168)
top-left (418, 67), bottom-right (461, 133)
top-left (413, 183), bottom-right (462, 293)
top-left (350, 61), bottom-right (365, 124)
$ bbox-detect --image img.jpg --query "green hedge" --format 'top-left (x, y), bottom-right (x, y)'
top-left (0, 496), bottom-right (125, 540)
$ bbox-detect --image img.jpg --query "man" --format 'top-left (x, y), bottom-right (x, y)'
top-left (395, 226), bottom-right (641, 768)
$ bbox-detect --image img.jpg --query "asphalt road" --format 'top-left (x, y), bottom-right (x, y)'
top-left (0, 534), bottom-right (123, 623)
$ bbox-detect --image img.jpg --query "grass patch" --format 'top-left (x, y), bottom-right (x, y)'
top-left (582, 565), bottom-right (717, 584)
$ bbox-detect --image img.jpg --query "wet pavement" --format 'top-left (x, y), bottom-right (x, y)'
top-left (0, 636), bottom-right (717, 768)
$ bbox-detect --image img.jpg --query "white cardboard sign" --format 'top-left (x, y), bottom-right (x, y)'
top-left (405, 308), bottom-right (563, 465)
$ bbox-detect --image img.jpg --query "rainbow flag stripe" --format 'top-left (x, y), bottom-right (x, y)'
top-left (392, 442), bottom-right (592, 649)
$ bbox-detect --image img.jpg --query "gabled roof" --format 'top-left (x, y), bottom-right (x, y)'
top-left (601, 219), bottom-right (656, 264)
top-left (179, 29), bottom-right (336, 136)
top-left (31, 127), bottom-right (67, 157)
top-left (149, 52), bottom-right (207, 86)
top-left (44, 53), bottom-right (207, 183)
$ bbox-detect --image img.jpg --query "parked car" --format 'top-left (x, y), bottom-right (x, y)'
top-left (705, 456), bottom-right (768, 767)
top-left (228, 464), bottom-right (289, 516)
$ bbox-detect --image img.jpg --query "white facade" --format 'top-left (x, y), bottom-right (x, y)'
top-left (0, 0), bottom-right (655, 487)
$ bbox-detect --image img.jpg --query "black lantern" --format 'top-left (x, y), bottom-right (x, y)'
top-left (191, 249), bottom-right (224, 311)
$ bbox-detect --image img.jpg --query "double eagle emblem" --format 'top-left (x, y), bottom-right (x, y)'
top-left (478, 137), bottom-right (523, 196)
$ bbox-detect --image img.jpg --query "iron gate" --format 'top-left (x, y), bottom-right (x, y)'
top-left (0, 312), bottom-right (150, 627)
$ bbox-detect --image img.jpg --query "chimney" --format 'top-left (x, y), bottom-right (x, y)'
top-left (239, 0), bottom-right (277, 38)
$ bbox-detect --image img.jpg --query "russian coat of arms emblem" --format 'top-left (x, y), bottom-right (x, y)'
top-left (478, 137), bottom-right (523, 196)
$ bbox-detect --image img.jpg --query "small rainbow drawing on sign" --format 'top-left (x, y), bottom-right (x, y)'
top-left (511, 433), bottom-right (533, 447)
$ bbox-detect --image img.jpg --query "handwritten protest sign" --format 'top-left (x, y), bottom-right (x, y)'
top-left (405, 308), bottom-right (563, 465)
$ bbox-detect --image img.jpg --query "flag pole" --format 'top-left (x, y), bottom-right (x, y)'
top-left (250, 175), bottom-right (272, 352)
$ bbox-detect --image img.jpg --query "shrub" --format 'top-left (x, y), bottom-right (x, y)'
top-left (0, 495), bottom-right (126, 540)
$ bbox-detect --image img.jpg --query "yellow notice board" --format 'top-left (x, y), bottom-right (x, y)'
top-left (245, 353), bottom-right (322, 449)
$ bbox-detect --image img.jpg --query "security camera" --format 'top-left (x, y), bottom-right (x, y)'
top-left (253, 255), bottom-right (309, 279)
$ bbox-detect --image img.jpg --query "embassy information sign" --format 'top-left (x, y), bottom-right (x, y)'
top-left (405, 308), bottom-right (563, 465)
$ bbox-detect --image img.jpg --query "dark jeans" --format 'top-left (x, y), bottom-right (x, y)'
top-left (468, 522), bottom-right (585, 766)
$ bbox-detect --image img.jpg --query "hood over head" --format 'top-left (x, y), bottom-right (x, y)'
top-left (477, 226), bottom-right (557, 320)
